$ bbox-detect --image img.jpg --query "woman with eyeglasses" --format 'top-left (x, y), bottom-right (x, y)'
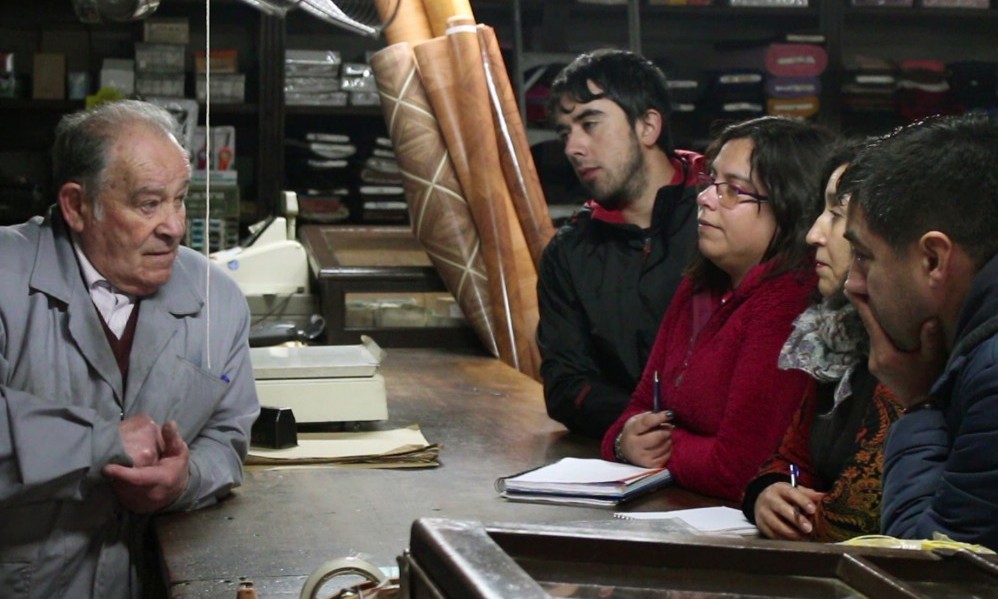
top-left (741, 140), bottom-right (903, 541)
top-left (602, 116), bottom-right (835, 501)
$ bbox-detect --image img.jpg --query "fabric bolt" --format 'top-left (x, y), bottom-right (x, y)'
top-left (765, 44), bottom-right (828, 78)
top-left (371, 42), bottom-right (499, 357)
top-left (766, 76), bottom-right (821, 99)
top-left (766, 96), bottom-right (820, 118)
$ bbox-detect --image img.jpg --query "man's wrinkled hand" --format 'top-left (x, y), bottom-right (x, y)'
top-left (103, 421), bottom-right (190, 514)
top-left (118, 414), bottom-right (164, 468)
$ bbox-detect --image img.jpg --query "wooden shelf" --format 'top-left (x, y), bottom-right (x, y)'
top-left (285, 105), bottom-right (384, 117)
top-left (0, 99), bottom-right (85, 111)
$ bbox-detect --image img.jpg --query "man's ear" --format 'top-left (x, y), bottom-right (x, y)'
top-left (58, 182), bottom-right (88, 233)
top-left (918, 231), bottom-right (958, 288)
top-left (636, 109), bottom-right (663, 148)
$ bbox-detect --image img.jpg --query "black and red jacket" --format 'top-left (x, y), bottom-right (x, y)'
top-left (536, 150), bottom-right (702, 438)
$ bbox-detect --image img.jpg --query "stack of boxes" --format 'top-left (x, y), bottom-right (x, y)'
top-left (341, 61), bottom-right (379, 107)
top-left (134, 18), bottom-right (187, 99)
top-left (285, 49), bottom-right (344, 107)
top-left (186, 125), bottom-right (240, 253)
top-left (195, 49), bottom-right (245, 104)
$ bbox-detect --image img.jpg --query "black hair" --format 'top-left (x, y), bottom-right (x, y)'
top-left (546, 48), bottom-right (676, 157)
top-left (687, 116), bottom-right (838, 291)
top-left (842, 113), bottom-right (998, 270)
top-left (817, 137), bottom-right (865, 209)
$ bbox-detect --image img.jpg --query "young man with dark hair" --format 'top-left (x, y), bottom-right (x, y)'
top-left (536, 49), bottom-right (701, 438)
top-left (842, 113), bottom-right (998, 550)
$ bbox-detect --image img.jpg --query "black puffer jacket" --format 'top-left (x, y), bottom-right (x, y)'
top-left (536, 150), bottom-right (702, 438)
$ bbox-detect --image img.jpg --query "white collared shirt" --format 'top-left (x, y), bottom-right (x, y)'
top-left (71, 237), bottom-right (136, 338)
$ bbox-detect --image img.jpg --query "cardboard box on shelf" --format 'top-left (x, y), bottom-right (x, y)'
top-left (32, 53), bottom-right (66, 99)
top-left (136, 74), bottom-right (185, 97)
top-left (196, 73), bottom-right (245, 103)
top-left (143, 18), bottom-right (190, 44)
top-left (100, 58), bottom-right (135, 95)
top-left (135, 42), bottom-right (186, 74)
top-left (184, 177), bottom-right (240, 253)
top-left (194, 49), bottom-right (239, 74)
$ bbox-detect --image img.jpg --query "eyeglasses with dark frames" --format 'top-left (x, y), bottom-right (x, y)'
top-left (695, 172), bottom-right (769, 209)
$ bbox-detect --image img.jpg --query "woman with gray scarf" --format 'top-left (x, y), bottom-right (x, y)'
top-left (742, 141), bottom-right (903, 542)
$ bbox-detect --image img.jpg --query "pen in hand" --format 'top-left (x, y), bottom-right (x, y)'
top-left (652, 371), bottom-right (675, 425)
top-left (789, 463), bottom-right (799, 488)
top-left (653, 371), bottom-right (660, 413)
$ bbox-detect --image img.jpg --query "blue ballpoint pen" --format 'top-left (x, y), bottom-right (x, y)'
top-left (789, 463), bottom-right (799, 488)
top-left (653, 371), bottom-right (661, 413)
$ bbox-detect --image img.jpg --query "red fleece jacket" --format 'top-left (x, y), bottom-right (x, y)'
top-left (602, 260), bottom-right (816, 501)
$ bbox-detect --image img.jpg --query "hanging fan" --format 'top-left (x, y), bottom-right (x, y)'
top-left (236, 0), bottom-right (400, 38)
top-left (71, 0), bottom-right (160, 23)
top-left (71, 0), bottom-right (399, 39)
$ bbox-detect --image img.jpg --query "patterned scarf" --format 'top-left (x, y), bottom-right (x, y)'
top-left (778, 295), bottom-right (868, 409)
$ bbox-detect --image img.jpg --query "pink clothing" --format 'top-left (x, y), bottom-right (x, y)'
top-left (602, 260), bottom-right (816, 501)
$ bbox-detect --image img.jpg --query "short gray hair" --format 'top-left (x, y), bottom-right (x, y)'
top-left (52, 100), bottom-right (182, 202)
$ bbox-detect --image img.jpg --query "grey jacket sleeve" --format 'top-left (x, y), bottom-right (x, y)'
top-left (0, 381), bottom-right (129, 506)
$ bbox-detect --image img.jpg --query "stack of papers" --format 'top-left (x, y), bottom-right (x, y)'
top-left (615, 507), bottom-right (758, 536)
top-left (496, 458), bottom-right (672, 507)
top-left (246, 425), bottom-right (439, 468)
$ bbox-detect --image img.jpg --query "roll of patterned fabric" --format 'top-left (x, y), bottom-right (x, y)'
top-left (375, 0), bottom-right (433, 46)
top-left (421, 0), bottom-right (475, 37)
top-left (478, 25), bottom-right (555, 269)
top-left (370, 42), bottom-right (499, 357)
top-left (415, 18), bottom-right (540, 377)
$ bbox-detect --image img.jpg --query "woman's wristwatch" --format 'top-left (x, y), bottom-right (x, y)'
top-left (613, 432), bottom-right (629, 463)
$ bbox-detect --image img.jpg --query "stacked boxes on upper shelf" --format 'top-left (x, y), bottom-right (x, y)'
top-left (186, 126), bottom-right (240, 254)
top-left (135, 18), bottom-right (188, 98)
top-left (195, 49), bottom-right (245, 104)
top-left (285, 49), bottom-right (345, 106)
top-left (342, 62), bottom-right (379, 107)
top-left (284, 49), bottom-right (380, 107)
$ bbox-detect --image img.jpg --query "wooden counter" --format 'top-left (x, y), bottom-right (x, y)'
top-left (155, 347), bottom-right (722, 598)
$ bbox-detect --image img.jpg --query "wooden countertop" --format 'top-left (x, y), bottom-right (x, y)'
top-left (155, 347), bottom-right (722, 598)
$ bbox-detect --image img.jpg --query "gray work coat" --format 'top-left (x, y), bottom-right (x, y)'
top-left (0, 211), bottom-right (259, 599)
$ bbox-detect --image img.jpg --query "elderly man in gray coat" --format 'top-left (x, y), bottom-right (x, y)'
top-left (0, 100), bottom-right (259, 598)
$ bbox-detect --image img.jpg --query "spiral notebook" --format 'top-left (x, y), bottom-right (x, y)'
top-left (496, 458), bottom-right (672, 507)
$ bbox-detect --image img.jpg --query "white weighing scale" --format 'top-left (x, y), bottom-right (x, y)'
top-left (249, 336), bottom-right (388, 424)
top-left (211, 191), bottom-right (311, 298)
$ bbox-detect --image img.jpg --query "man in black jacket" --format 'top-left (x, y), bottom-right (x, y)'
top-left (537, 49), bottom-right (701, 438)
